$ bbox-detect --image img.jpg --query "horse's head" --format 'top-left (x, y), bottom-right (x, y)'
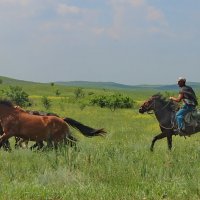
top-left (139, 94), bottom-right (177, 114)
top-left (139, 96), bottom-right (156, 114)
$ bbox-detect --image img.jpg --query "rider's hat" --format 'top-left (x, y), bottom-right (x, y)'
top-left (177, 77), bottom-right (186, 83)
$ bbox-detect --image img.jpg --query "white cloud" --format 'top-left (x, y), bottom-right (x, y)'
top-left (146, 6), bottom-right (164, 22)
top-left (57, 4), bottom-right (82, 15)
top-left (100, 0), bottom-right (169, 40)
top-left (0, 0), bottom-right (171, 45)
top-left (106, 0), bottom-right (125, 40)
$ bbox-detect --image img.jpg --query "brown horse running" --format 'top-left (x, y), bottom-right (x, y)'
top-left (0, 100), bottom-right (106, 149)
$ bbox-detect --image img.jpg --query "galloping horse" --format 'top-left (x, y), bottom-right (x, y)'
top-left (0, 100), bottom-right (106, 149)
top-left (0, 108), bottom-right (56, 150)
top-left (139, 94), bottom-right (200, 151)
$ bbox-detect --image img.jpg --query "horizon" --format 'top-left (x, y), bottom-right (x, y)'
top-left (1, 75), bottom-right (199, 87)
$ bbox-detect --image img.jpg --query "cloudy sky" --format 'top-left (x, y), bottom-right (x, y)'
top-left (0, 0), bottom-right (199, 85)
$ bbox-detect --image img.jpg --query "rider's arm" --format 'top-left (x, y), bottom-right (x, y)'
top-left (169, 93), bottom-right (183, 102)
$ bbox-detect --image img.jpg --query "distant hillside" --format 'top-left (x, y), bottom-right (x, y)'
top-left (55, 81), bottom-right (200, 91)
top-left (55, 81), bottom-right (136, 90)
top-left (1, 76), bottom-right (200, 91)
top-left (0, 76), bottom-right (41, 85)
top-left (56, 81), bottom-right (162, 90)
top-left (158, 82), bottom-right (200, 90)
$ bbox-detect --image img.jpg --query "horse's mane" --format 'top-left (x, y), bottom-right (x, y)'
top-left (152, 93), bottom-right (179, 111)
top-left (0, 99), bottom-right (14, 107)
top-left (152, 93), bottom-right (169, 104)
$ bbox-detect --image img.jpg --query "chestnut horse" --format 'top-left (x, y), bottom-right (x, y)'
top-left (0, 100), bottom-right (106, 149)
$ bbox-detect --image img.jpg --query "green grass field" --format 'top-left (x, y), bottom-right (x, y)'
top-left (0, 80), bottom-right (200, 200)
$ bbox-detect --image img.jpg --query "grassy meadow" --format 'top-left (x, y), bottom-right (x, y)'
top-left (0, 80), bottom-right (200, 200)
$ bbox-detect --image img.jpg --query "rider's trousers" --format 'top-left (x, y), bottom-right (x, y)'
top-left (176, 104), bottom-right (195, 129)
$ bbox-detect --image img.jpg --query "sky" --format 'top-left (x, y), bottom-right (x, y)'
top-left (0, 0), bottom-right (200, 85)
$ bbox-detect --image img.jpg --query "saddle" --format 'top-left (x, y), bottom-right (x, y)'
top-left (172, 109), bottom-right (200, 134)
top-left (178, 109), bottom-right (200, 132)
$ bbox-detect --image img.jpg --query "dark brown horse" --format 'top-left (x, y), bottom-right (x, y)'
top-left (139, 94), bottom-right (200, 151)
top-left (0, 100), bottom-right (106, 149)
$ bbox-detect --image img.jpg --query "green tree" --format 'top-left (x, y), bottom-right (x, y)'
top-left (41, 96), bottom-right (51, 110)
top-left (74, 88), bottom-right (85, 99)
top-left (0, 79), bottom-right (3, 84)
top-left (4, 86), bottom-right (30, 107)
top-left (55, 89), bottom-right (61, 96)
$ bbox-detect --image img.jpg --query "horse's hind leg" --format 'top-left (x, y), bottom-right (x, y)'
top-left (15, 137), bottom-right (21, 149)
top-left (30, 141), bottom-right (44, 150)
top-left (65, 135), bottom-right (77, 148)
top-left (30, 143), bottom-right (38, 150)
top-left (150, 132), bottom-right (167, 151)
top-left (37, 141), bottom-right (44, 150)
top-left (47, 139), bottom-right (53, 149)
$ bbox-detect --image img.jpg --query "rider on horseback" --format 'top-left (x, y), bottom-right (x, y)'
top-left (169, 77), bottom-right (198, 134)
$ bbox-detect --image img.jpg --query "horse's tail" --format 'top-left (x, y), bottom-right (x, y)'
top-left (63, 117), bottom-right (106, 137)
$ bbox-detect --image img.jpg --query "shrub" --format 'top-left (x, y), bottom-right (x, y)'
top-left (74, 88), bottom-right (85, 99)
top-left (55, 89), bottom-right (61, 96)
top-left (90, 93), bottom-right (134, 111)
top-left (88, 92), bottom-right (94, 96)
top-left (41, 96), bottom-right (51, 110)
top-left (4, 86), bottom-right (31, 107)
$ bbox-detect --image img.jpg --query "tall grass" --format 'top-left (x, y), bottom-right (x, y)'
top-left (0, 90), bottom-right (200, 199)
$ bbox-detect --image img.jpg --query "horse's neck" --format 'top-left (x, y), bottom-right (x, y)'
top-left (154, 106), bottom-right (174, 125)
top-left (0, 106), bottom-right (16, 119)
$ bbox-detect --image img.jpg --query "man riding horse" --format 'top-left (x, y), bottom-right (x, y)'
top-left (139, 78), bottom-right (199, 150)
top-left (169, 77), bottom-right (198, 134)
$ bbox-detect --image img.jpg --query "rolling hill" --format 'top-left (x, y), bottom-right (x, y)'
top-left (0, 76), bottom-right (41, 85)
top-left (55, 81), bottom-right (200, 91)
top-left (1, 75), bottom-right (200, 91)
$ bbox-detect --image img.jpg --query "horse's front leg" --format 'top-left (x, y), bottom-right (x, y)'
top-left (150, 132), bottom-right (167, 151)
top-left (0, 139), bottom-right (11, 151)
top-left (0, 133), bottom-right (12, 146)
top-left (167, 132), bottom-right (173, 150)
